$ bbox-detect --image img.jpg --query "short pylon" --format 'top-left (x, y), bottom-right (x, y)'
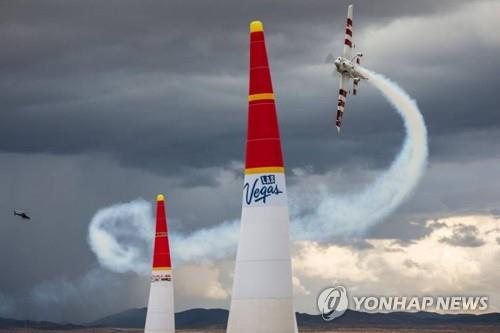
top-left (144, 194), bottom-right (175, 333)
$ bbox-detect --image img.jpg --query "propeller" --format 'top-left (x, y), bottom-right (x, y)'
top-left (325, 53), bottom-right (336, 64)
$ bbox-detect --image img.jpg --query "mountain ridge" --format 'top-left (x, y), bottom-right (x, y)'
top-left (90, 307), bottom-right (500, 329)
top-left (2, 308), bottom-right (499, 330)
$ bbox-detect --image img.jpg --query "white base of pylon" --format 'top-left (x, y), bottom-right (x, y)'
top-left (144, 269), bottom-right (175, 333)
top-left (227, 173), bottom-right (297, 333)
top-left (227, 298), bottom-right (296, 332)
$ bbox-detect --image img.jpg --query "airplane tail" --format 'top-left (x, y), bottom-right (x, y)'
top-left (353, 78), bottom-right (360, 96)
top-left (353, 53), bottom-right (363, 96)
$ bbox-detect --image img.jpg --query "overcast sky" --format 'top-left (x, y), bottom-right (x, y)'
top-left (0, 0), bottom-right (499, 323)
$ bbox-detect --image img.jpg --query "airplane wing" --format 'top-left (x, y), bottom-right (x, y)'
top-left (342, 4), bottom-right (354, 59)
top-left (336, 74), bottom-right (349, 132)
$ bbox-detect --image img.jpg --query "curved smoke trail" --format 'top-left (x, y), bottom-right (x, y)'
top-left (293, 67), bottom-right (428, 239)
top-left (88, 68), bottom-right (428, 271)
top-left (88, 199), bottom-right (239, 273)
top-left (88, 199), bottom-right (154, 274)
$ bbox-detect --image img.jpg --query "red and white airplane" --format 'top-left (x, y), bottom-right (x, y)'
top-left (326, 4), bottom-right (367, 132)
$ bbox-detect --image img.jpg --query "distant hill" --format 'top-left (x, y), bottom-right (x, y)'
top-left (89, 307), bottom-right (147, 328)
top-left (0, 317), bottom-right (82, 330)
top-left (2, 308), bottom-right (498, 330)
top-left (88, 308), bottom-right (500, 329)
top-left (297, 310), bottom-right (500, 329)
top-left (89, 307), bottom-right (228, 329)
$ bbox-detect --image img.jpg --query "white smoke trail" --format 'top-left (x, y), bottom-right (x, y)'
top-left (87, 68), bottom-right (427, 268)
top-left (172, 220), bottom-right (240, 263)
top-left (88, 198), bottom-right (239, 273)
top-left (88, 199), bottom-right (154, 274)
top-left (293, 67), bottom-right (428, 239)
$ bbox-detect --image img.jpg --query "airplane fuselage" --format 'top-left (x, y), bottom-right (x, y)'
top-left (334, 56), bottom-right (366, 80)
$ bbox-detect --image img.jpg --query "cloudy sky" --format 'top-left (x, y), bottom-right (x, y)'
top-left (1, 0), bottom-right (499, 323)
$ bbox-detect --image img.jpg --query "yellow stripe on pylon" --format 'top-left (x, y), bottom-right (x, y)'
top-left (248, 93), bottom-right (275, 102)
top-left (245, 167), bottom-right (284, 175)
top-left (152, 266), bottom-right (171, 271)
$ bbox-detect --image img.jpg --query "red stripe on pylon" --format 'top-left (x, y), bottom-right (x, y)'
top-left (245, 22), bottom-right (284, 170)
top-left (152, 195), bottom-right (172, 269)
top-left (249, 32), bottom-right (274, 96)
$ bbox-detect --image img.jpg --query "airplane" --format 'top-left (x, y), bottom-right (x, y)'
top-left (14, 210), bottom-right (31, 220)
top-left (326, 4), bottom-right (367, 132)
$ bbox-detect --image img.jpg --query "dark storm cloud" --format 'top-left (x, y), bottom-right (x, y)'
top-left (0, 0), bottom-right (488, 180)
top-left (439, 224), bottom-right (486, 247)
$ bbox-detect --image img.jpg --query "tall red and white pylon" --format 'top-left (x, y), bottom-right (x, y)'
top-left (226, 21), bottom-right (297, 333)
top-left (144, 194), bottom-right (175, 333)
